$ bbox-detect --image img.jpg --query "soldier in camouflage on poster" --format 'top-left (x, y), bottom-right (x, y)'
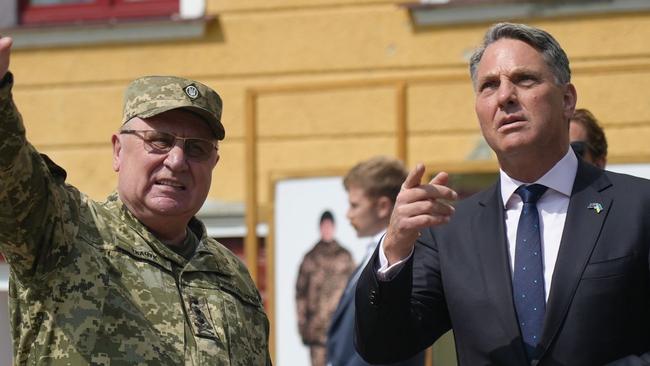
top-left (0, 36), bottom-right (271, 365)
top-left (296, 210), bottom-right (355, 366)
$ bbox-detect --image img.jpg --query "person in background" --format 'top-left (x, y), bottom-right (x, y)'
top-left (296, 210), bottom-right (355, 366)
top-left (355, 22), bottom-right (650, 366)
top-left (327, 156), bottom-right (425, 366)
top-left (0, 36), bottom-right (271, 365)
top-left (569, 108), bottom-right (607, 168)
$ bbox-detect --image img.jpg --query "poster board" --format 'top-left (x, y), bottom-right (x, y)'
top-left (273, 176), bottom-right (367, 366)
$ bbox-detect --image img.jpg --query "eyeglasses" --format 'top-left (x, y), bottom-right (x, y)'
top-left (120, 129), bottom-right (218, 161)
top-left (570, 141), bottom-right (592, 159)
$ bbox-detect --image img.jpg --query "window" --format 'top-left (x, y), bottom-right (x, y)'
top-left (20, 0), bottom-right (179, 25)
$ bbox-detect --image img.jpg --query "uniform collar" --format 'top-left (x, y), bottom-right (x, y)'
top-left (103, 192), bottom-right (233, 276)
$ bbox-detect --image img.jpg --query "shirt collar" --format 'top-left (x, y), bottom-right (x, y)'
top-left (499, 147), bottom-right (578, 207)
top-left (369, 229), bottom-right (387, 252)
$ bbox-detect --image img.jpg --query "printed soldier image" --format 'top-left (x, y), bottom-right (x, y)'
top-left (295, 210), bottom-right (355, 366)
top-left (0, 36), bottom-right (271, 365)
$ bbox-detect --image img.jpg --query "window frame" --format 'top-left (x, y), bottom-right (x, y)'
top-left (19, 0), bottom-right (179, 25)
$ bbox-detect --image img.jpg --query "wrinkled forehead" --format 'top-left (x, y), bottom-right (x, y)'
top-left (476, 39), bottom-right (547, 77)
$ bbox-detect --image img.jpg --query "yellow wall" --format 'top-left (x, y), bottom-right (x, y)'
top-left (6, 1), bottom-right (650, 208)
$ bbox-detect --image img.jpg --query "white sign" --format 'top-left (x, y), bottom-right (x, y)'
top-left (273, 176), bottom-right (368, 366)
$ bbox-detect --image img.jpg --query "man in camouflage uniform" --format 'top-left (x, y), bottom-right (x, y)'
top-left (295, 211), bottom-right (354, 366)
top-left (0, 36), bottom-right (271, 365)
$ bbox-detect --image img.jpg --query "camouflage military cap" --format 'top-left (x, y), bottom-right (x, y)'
top-left (122, 75), bottom-right (225, 140)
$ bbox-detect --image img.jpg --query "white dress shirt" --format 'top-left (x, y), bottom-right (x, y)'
top-left (379, 148), bottom-right (579, 302)
top-left (365, 230), bottom-right (386, 267)
top-left (501, 148), bottom-right (577, 300)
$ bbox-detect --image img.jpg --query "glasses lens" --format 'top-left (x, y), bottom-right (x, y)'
top-left (125, 130), bottom-right (215, 160)
top-left (570, 141), bottom-right (587, 158)
top-left (184, 139), bottom-right (215, 160)
top-left (142, 131), bottom-right (176, 151)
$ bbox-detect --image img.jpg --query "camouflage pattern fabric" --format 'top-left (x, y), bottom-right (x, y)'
top-left (295, 240), bottom-right (354, 366)
top-left (0, 73), bottom-right (271, 365)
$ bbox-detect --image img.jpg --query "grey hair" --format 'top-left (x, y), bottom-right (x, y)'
top-left (469, 22), bottom-right (571, 89)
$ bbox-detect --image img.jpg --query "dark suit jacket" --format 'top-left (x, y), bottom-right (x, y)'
top-left (328, 263), bottom-right (425, 366)
top-left (355, 161), bottom-right (650, 366)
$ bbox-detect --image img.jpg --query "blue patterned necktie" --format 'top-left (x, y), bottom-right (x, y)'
top-left (513, 184), bottom-right (548, 362)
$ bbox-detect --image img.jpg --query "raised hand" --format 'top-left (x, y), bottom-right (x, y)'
top-left (0, 36), bottom-right (12, 80)
top-left (383, 164), bottom-right (457, 265)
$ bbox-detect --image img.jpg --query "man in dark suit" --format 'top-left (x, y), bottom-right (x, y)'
top-left (327, 156), bottom-right (424, 366)
top-left (355, 22), bottom-right (650, 366)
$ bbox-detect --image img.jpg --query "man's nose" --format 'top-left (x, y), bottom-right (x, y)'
top-left (346, 208), bottom-right (353, 221)
top-left (164, 144), bottom-right (189, 171)
top-left (497, 81), bottom-right (517, 109)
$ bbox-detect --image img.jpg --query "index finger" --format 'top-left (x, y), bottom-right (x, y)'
top-left (0, 36), bottom-right (13, 79)
top-left (0, 36), bottom-right (13, 51)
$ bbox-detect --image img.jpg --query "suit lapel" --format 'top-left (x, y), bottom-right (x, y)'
top-left (538, 162), bottom-right (612, 356)
top-left (329, 270), bottom-right (358, 334)
top-left (475, 182), bottom-right (530, 365)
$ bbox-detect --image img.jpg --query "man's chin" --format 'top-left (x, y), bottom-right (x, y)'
top-left (146, 198), bottom-right (194, 217)
top-left (493, 137), bottom-right (535, 156)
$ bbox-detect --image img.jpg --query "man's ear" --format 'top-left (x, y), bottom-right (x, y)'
top-left (563, 83), bottom-right (578, 121)
top-left (111, 134), bottom-right (121, 172)
top-left (376, 196), bottom-right (393, 220)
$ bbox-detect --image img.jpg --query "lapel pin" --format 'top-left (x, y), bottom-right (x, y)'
top-left (587, 202), bottom-right (603, 214)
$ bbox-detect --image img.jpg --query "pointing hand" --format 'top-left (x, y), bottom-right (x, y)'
top-left (383, 164), bottom-right (457, 265)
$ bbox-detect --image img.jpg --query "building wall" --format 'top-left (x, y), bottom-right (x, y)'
top-left (3, 1), bottom-right (650, 363)
top-left (5, 1), bottom-right (650, 207)
top-left (0, 0), bottom-right (17, 29)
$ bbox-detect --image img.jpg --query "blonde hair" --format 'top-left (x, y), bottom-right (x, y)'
top-left (343, 156), bottom-right (407, 203)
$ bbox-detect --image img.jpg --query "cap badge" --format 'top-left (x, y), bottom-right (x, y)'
top-left (184, 84), bottom-right (200, 100)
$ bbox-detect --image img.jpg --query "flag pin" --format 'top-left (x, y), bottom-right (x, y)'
top-left (587, 202), bottom-right (603, 214)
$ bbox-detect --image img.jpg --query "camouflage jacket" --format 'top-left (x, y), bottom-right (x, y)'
top-left (0, 73), bottom-right (271, 365)
top-left (295, 240), bottom-right (354, 346)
